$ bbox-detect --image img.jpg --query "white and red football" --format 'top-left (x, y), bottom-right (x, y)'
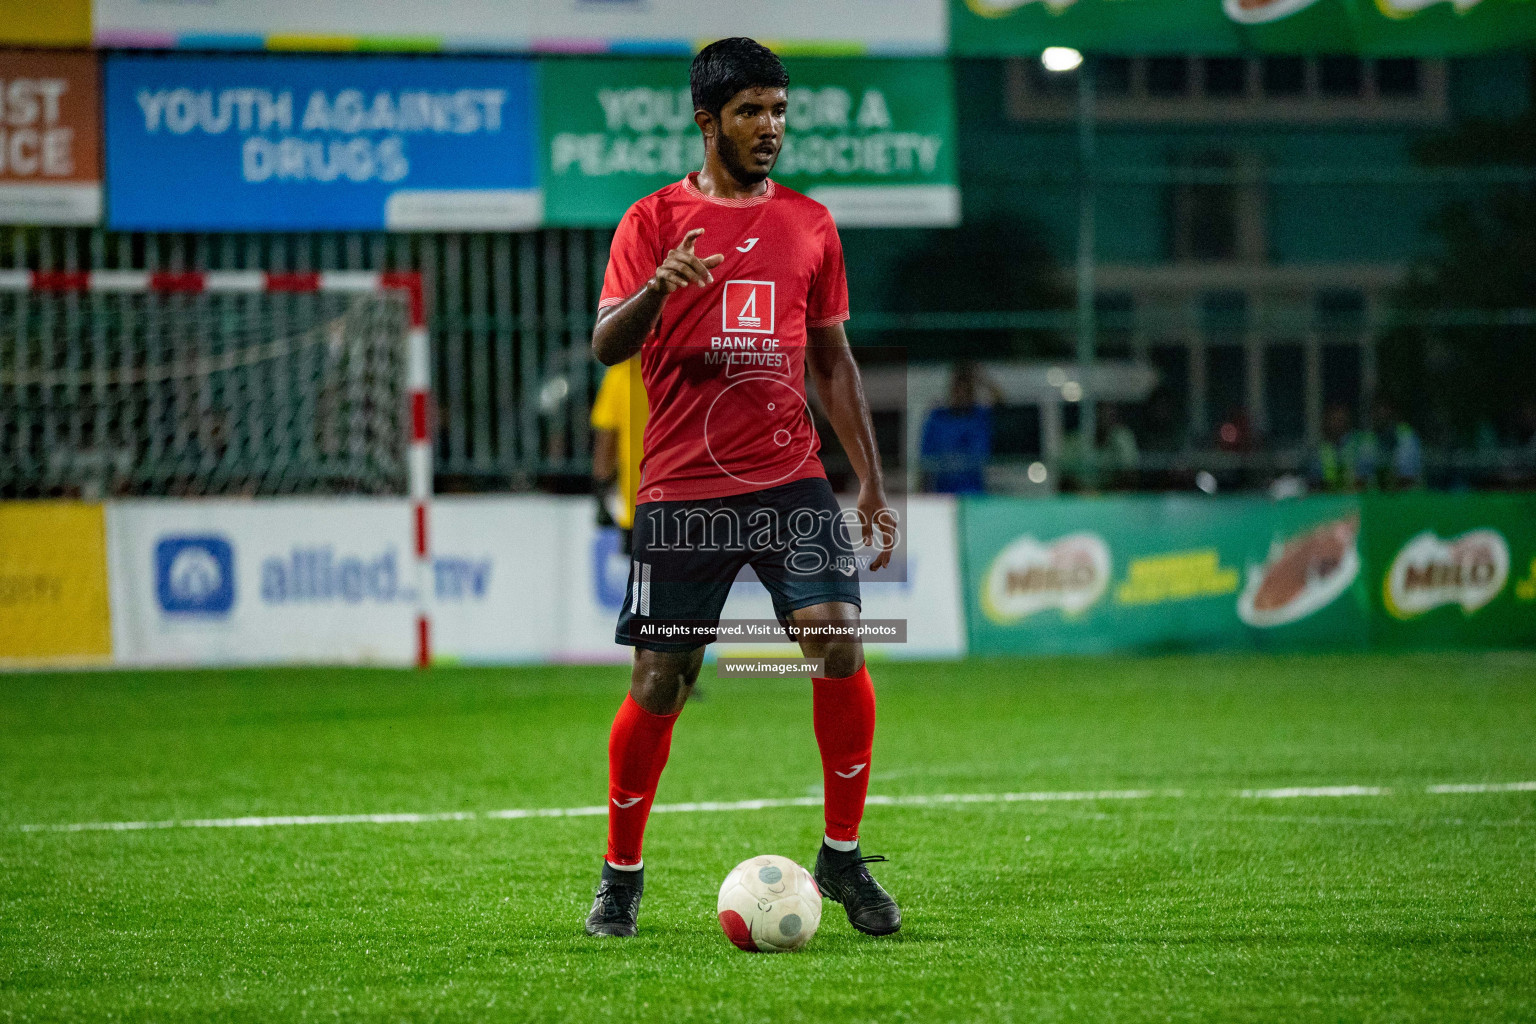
top-left (717, 855), bottom-right (822, 953)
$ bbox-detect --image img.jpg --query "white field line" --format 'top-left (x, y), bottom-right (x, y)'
top-left (11, 782), bottom-right (1533, 835)
top-left (1236, 786), bottom-right (1390, 798)
top-left (1424, 781), bottom-right (1536, 794)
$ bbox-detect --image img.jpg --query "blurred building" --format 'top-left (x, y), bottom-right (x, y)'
top-left (839, 55), bottom-right (1534, 490)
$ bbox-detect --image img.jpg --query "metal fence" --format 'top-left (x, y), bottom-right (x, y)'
top-left (4, 220), bottom-right (1534, 495)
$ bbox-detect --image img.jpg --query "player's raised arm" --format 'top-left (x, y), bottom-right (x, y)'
top-left (592, 228), bottom-right (725, 366)
top-left (807, 322), bottom-right (894, 572)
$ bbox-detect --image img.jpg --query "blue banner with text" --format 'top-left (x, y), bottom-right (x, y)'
top-left (105, 54), bottom-right (541, 231)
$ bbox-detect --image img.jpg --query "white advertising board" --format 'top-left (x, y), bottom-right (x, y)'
top-left (107, 499), bottom-right (419, 666)
top-left (104, 494), bottom-right (965, 667)
top-left (430, 495), bottom-right (610, 664)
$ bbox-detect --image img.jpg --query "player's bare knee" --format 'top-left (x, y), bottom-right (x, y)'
top-left (818, 640), bottom-right (864, 679)
top-left (791, 601), bottom-right (863, 677)
top-left (630, 648), bottom-right (703, 714)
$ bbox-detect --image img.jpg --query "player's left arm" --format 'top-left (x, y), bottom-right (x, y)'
top-left (807, 322), bottom-right (894, 572)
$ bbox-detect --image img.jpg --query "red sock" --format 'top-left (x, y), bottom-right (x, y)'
top-left (813, 664), bottom-right (876, 843)
top-left (605, 694), bottom-right (680, 867)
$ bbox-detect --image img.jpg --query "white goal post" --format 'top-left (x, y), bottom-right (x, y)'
top-left (0, 269), bottom-right (435, 668)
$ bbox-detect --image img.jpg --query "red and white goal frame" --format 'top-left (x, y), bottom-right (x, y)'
top-left (0, 269), bottom-right (435, 669)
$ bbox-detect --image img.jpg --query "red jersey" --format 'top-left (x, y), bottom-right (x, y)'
top-left (598, 173), bottom-right (850, 504)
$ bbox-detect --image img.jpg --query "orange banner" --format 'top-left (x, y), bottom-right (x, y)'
top-left (0, 50), bottom-right (101, 224)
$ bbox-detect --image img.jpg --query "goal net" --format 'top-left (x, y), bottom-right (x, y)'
top-left (0, 272), bottom-right (419, 500)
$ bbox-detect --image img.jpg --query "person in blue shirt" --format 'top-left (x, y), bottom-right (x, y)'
top-left (920, 362), bottom-right (998, 494)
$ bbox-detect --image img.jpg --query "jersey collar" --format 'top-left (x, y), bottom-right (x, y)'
top-left (682, 172), bottom-right (776, 207)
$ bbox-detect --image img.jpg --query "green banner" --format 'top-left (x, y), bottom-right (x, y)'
top-left (1362, 494), bottom-right (1536, 649)
top-left (540, 57), bottom-right (959, 227)
top-left (951, 0), bottom-right (1536, 56)
top-left (960, 495), bottom-right (1370, 655)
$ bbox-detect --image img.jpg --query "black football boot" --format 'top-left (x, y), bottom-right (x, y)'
top-left (584, 863), bottom-right (644, 937)
top-left (814, 843), bottom-right (901, 936)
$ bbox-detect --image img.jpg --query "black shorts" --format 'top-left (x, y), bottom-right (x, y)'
top-left (616, 477), bottom-right (863, 652)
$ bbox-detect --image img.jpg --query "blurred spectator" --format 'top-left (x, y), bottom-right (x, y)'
top-left (921, 362), bottom-right (999, 494)
top-left (590, 356), bottom-right (648, 554)
top-left (1353, 399), bottom-right (1423, 490)
top-left (1099, 404), bottom-right (1140, 488)
top-left (1061, 403), bottom-right (1140, 491)
top-left (1313, 402), bottom-right (1358, 491)
top-left (1314, 400), bottom-right (1423, 491)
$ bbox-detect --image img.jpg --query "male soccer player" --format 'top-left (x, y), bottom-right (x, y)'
top-left (584, 37), bottom-right (901, 939)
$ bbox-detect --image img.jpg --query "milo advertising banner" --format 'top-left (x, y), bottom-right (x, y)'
top-left (1362, 494), bottom-right (1536, 649)
top-left (961, 495), bottom-right (1369, 655)
top-left (951, 0), bottom-right (1536, 56)
top-left (540, 58), bottom-right (959, 228)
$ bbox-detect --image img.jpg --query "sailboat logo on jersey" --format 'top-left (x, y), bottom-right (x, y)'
top-left (723, 280), bottom-right (775, 334)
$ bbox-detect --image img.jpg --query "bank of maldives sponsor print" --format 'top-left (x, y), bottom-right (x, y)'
top-left (1384, 528), bottom-right (1510, 619)
top-left (982, 532), bottom-right (1111, 623)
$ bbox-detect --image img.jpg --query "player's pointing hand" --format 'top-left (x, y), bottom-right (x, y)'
top-left (648, 228), bottom-right (726, 295)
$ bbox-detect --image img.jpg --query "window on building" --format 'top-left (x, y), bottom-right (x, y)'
top-left (1207, 344), bottom-right (1249, 440)
top-left (1322, 344), bottom-right (1364, 421)
top-left (1170, 153), bottom-right (1241, 261)
top-left (1265, 343), bottom-right (1307, 442)
top-left (1005, 56), bottom-right (1441, 123)
top-left (1202, 58), bottom-right (1247, 98)
top-left (1146, 57), bottom-right (1191, 97)
top-left (1375, 58), bottom-right (1421, 98)
top-left (1145, 345), bottom-right (1190, 451)
top-left (1095, 292), bottom-right (1135, 359)
top-left (1261, 56), bottom-right (1307, 97)
top-left (1316, 288), bottom-right (1366, 330)
top-left (1319, 56), bottom-right (1364, 97)
top-left (1098, 57), bottom-right (1134, 97)
top-left (1024, 59), bottom-right (1077, 99)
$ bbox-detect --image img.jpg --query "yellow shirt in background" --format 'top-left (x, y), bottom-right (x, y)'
top-left (589, 357), bottom-right (648, 529)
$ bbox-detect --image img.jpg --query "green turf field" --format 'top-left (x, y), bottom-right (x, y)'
top-left (2, 654), bottom-right (1534, 1022)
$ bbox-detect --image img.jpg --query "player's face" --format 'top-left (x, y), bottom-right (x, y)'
top-left (715, 86), bottom-right (788, 185)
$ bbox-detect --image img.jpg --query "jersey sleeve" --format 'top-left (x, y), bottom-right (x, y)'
top-left (599, 202), bottom-right (657, 309)
top-left (806, 214), bottom-right (850, 328)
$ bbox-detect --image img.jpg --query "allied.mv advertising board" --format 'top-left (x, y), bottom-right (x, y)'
top-left (103, 54), bottom-right (541, 231)
top-left (107, 500), bottom-right (423, 665)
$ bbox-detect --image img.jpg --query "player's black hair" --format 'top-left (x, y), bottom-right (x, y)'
top-left (690, 38), bottom-right (789, 124)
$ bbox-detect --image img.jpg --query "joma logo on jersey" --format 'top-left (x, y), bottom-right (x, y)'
top-left (723, 280), bottom-right (775, 335)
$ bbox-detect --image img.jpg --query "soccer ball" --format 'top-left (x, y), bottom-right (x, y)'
top-left (716, 854), bottom-right (822, 953)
